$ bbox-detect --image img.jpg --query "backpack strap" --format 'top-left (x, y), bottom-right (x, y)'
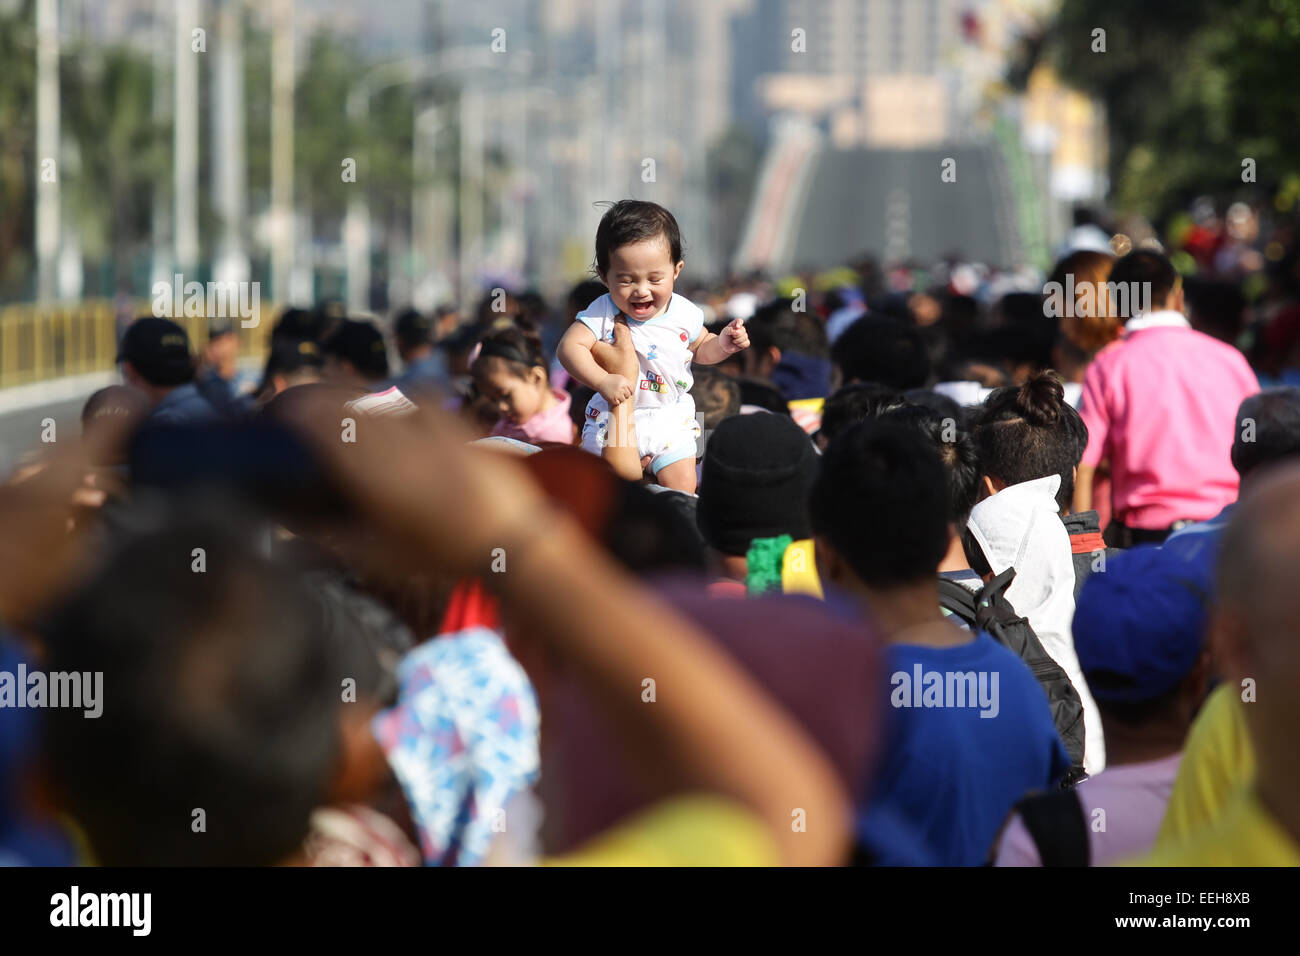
top-left (977, 566), bottom-right (1018, 606)
top-left (1013, 789), bottom-right (1090, 867)
top-left (937, 577), bottom-right (978, 626)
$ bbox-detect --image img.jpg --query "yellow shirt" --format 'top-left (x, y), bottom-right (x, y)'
top-left (1138, 789), bottom-right (1300, 867)
top-left (782, 539), bottom-right (823, 599)
top-left (1154, 683), bottom-right (1255, 850)
top-left (544, 796), bottom-right (778, 867)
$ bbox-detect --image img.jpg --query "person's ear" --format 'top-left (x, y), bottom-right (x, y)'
top-left (766, 346), bottom-right (782, 371)
top-left (672, 260), bottom-right (684, 281)
top-left (813, 534), bottom-right (845, 584)
top-left (529, 365), bottom-right (547, 388)
top-left (980, 475), bottom-right (1001, 499)
top-left (1169, 284), bottom-right (1185, 314)
top-left (1183, 647), bottom-right (1214, 713)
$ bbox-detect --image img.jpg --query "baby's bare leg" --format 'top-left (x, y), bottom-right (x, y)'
top-left (653, 457), bottom-right (697, 495)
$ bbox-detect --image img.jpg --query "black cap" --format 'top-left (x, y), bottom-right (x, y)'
top-left (272, 307), bottom-right (330, 345)
top-left (261, 336), bottom-right (324, 387)
top-left (696, 412), bottom-right (818, 556)
top-left (118, 317), bottom-right (195, 386)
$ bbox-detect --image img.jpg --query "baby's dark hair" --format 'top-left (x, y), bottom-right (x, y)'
top-left (594, 200), bottom-right (683, 276)
top-left (471, 320), bottom-right (547, 381)
top-left (970, 370), bottom-right (1088, 511)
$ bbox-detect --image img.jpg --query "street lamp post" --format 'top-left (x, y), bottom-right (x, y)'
top-left (35, 0), bottom-right (59, 303)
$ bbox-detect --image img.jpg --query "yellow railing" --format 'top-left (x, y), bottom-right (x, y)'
top-left (0, 301), bottom-right (274, 389)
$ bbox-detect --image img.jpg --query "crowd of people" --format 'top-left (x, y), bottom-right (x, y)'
top-left (3, 197), bottom-right (1300, 867)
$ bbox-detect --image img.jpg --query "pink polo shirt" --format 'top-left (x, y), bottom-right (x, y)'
top-left (491, 388), bottom-right (575, 445)
top-left (1078, 311), bottom-right (1258, 530)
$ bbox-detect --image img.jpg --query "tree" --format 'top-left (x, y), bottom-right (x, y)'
top-left (1040, 0), bottom-right (1300, 220)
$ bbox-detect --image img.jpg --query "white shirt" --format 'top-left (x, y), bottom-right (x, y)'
top-left (1124, 309), bottom-right (1191, 333)
top-left (967, 475), bottom-right (1106, 775)
top-left (577, 293), bottom-right (704, 413)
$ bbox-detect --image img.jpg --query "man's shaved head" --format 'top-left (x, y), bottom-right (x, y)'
top-left (1213, 463), bottom-right (1300, 814)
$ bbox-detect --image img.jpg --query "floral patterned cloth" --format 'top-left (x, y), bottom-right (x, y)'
top-left (371, 626), bottom-right (540, 867)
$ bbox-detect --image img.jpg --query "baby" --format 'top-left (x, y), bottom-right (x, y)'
top-left (557, 200), bottom-right (748, 493)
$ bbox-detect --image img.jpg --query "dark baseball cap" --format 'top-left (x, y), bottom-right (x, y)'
top-left (1072, 545), bottom-right (1209, 703)
top-left (118, 317), bottom-right (195, 386)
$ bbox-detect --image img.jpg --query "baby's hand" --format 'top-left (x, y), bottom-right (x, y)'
top-left (720, 317), bottom-right (750, 354)
top-left (598, 373), bottom-right (635, 406)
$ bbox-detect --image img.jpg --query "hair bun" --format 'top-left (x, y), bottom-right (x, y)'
top-left (1015, 371), bottom-right (1065, 426)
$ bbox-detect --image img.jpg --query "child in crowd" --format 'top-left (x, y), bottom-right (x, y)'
top-left (471, 322), bottom-right (576, 445)
top-left (810, 421), bottom-right (1070, 865)
top-left (557, 200), bottom-right (749, 494)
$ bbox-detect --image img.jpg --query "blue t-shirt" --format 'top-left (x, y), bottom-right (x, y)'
top-left (861, 631), bottom-right (1070, 866)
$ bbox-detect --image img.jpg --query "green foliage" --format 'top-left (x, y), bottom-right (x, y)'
top-left (0, 0), bottom-right (36, 296)
top-left (1048, 0), bottom-right (1300, 219)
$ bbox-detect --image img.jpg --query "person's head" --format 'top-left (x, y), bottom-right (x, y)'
top-left (971, 371), bottom-right (1087, 511)
top-left (1211, 465), bottom-right (1300, 798)
top-left (1184, 277), bottom-right (1245, 345)
top-left (1046, 249), bottom-right (1119, 353)
top-left (696, 413), bottom-right (817, 558)
top-left (880, 403), bottom-right (981, 529)
top-left (811, 421), bottom-right (950, 593)
top-left (1109, 249), bottom-right (1182, 321)
top-left (742, 298), bottom-right (829, 380)
top-left (201, 326), bottom-right (239, 377)
top-left (900, 387), bottom-right (964, 424)
top-left (830, 316), bottom-right (930, 391)
top-left (966, 324), bottom-right (1044, 386)
top-left (522, 447), bottom-right (708, 575)
top-left (593, 200), bottom-right (684, 321)
top-left (567, 278), bottom-right (609, 322)
top-left (117, 317), bottom-right (196, 394)
top-left (306, 571), bottom-right (413, 805)
top-left (470, 321), bottom-right (551, 426)
top-left (258, 336), bottom-right (324, 400)
top-left (1231, 387), bottom-right (1300, 486)
top-left (81, 385), bottom-right (151, 462)
top-left (432, 304), bottom-right (461, 341)
top-left (271, 307), bottom-right (330, 346)
top-left (1072, 546), bottom-right (1211, 751)
top-left (321, 319), bottom-right (389, 385)
top-left (816, 382), bottom-right (904, 450)
top-left (44, 513), bottom-right (337, 866)
top-left (393, 308), bottom-right (436, 362)
top-left (691, 365), bottom-right (741, 433)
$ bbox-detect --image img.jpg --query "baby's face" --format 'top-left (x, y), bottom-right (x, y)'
top-left (602, 237), bottom-right (683, 321)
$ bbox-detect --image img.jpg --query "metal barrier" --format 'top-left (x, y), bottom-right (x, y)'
top-left (0, 301), bottom-right (273, 389)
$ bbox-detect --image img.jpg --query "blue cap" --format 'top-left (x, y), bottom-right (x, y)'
top-left (1072, 544), bottom-right (1209, 703)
